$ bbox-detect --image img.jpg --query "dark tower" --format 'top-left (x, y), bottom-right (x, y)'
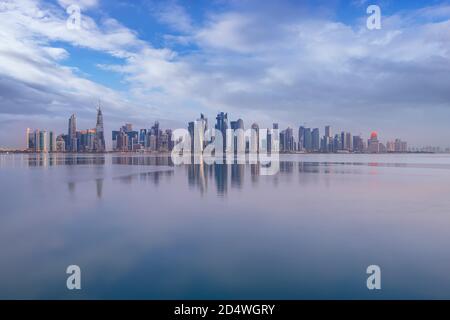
top-left (95, 104), bottom-right (106, 152)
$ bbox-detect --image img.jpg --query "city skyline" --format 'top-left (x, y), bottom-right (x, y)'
top-left (21, 108), bottom-right (445, 154)
top-left (13, 107), bottom-right (449, 152)
top-left (27, 106), bottom-right (106, 153)
top-left (1, 1), bottom-right (450, 148)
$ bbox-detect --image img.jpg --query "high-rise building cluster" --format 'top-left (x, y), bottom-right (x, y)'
top-left (185, 115), bottom-right (409, 154)
top-left (409, 146), bottom-right (450, 153)
top-left (26, 107), bottom-right (106, 153)
top-left (63, 107), bottom-right (106, 153)
top-left (188, 113), bottom-right (210, 152)
top-left (26, 128), bottom-right (57, 153)
top-left (187, 113), bottom-right (278, 154)
top-left (386, 139), bottom-right (408, 153)
top-left (112, 121), bottom-right (173, 152)
top-left (279, 126), bottom-right (407, 154)
top-left (24, 109), bottom-right (411, 154)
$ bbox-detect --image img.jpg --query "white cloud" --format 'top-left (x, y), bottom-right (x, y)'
top-left (1, 0), bottom-right (145, 58)
top-left (150, 0), bottom-right (193, 33)
top-left (57, 0), bottom-right (99, 10)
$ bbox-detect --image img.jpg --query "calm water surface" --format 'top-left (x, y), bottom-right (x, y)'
top-left (1, 153), bottom-right (450, 299)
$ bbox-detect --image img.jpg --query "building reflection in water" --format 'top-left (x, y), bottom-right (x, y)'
top-left (187, 161), bottom-right (246, 196)
top-left (250, 163), bottom-right (260, 184)
top-left (280, 161), bottom-right (294, 173)
top-left (186, 161), bottom-right (260, 195)
top-left (96, 179), bottom-right (103, 199)
top-left (113, 170), bottom-right (174, 186)
top-left (67, 178), bottom-right (104, 199)
top-left (185, 160), bottom-right (375, 195)
top-left (214, 163), bottom-right (228, 195)
top-left (68, 181), bottom-right (76, 194)
top-left (112, 155), bottom-right (173, 166)
top-left (231, 163), bottom-right (244, 189)
top-left (27, 154), bottom-right (106, 167)
top-left (297, 162), bottom-right (320, 174)
top-left (19, 154), bottom-right (399, 197)
top-left (187, 162), bottom-right (209, 195)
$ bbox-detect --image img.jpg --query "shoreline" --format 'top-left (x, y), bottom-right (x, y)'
top-left (0, 150), bottom-right (440, 155)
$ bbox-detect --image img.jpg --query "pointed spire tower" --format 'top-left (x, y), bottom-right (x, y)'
top-left (95, 101), bottom-right (106, 152)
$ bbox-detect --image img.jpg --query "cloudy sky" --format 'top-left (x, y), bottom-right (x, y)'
top-left (0, 0), bottom-right (449, 148)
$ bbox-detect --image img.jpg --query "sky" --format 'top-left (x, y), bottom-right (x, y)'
top-left (0, 0), bottom-right (449, 148)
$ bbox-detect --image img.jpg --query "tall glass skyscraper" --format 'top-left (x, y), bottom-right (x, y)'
top-left (39, 130), bottom-right (47, 153)
top-left (215, 112), bottom-right (228, 153)
top-left (95, 106), bottom-right (106, 152)
top-left (312, 128), bottom-right (320, 151)
top-left (68, 114), bottom-right (77, 152)
top-left (304, 128), bottom-right (312, 151)
top-left (298, 126), bottom-right (305, 151)
top-left (49, 131), bottom-right (56, 152)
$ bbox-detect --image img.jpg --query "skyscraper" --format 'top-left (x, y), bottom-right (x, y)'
top-left (321, 126), bottom-right (332, 152)
top-left (394, 139), bottom-right (407, 152)
top-left (112, 124), bottom-right (138, 151)
top-left (279, 130), bottom-right (285, 152)
top-left (188, 121), bottom-right (195, 152)
top-left (94, 106), bottom-right (106, 152)
top-left (68, 114), bottom-right (77, 152)
top-left (267, 123), bottom-right (278, 153)
top-left (230, 118), bottom-right (244, 154)
top-left (150, 121), bottom-right (161, 150)
top-left (325, 125), bottom-right (331, 138)
top-left (215, 112), bottom-right (228, 132)
top-left (333, 134), bottom-right (341, 152)
top-left (353, 135), bottom-right (364, 152)
top-left (165, 129), bottom-right (174, 151)
top-left (193, 114), bottom-right (208, 153)
top-left (215, 112), bottom-right (228, 153)
top-left (287, 127), bottom-right (294, 151)
top-left (250, 123), bottom-right (259, 153)
top-left (298, 126), bottom-right (305, 151)
top-left (34, 130), bottom-right (41, 152)
top-left (346, 132), bottom-right (352, 151)
top-left (26, 128), bottom-right (39, 152)
top-left (368, 131), bottom-right (380, 153)
top-left (39, 130), bottom-right (48, 153)
top-left (56, 135), bottom-right (66, 152)
top-left (280, 127), bottom-right (294, 152)
top-left (49, 131), bottom-right (56, 153)
top-left (26, 128), bottom-right (31, 150)
top-left (139, 129), bottom-right (148, 148)
top-left (312, 128), bottom-right (320, 151)
top-left (304, 128), bottom-right (312, 151)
